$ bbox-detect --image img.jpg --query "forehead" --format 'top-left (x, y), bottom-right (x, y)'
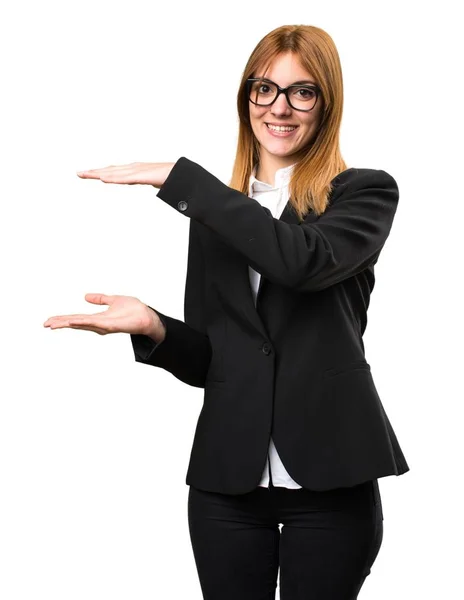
top-left (255, 52), bottom-right (315, 86)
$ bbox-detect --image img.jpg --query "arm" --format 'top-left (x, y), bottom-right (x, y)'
top-left (130, 219), bottom-right (212, 388)
top-left (156, 158), bottom-right (399, 293)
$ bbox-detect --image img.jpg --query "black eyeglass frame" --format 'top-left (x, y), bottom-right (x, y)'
top-left (246, 78), bottom-right (322, 112)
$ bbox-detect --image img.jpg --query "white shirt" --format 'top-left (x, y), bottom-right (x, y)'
top-left (248, 163), bottom-right (303, 490)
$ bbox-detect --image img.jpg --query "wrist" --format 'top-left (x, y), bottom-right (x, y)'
top-left (144, 307), bottom-right (166, 343)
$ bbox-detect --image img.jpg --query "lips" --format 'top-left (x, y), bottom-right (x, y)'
top-left (265, 123), bottom-right (299, 129)
top-left (265, 123), bottom-right (299, 137)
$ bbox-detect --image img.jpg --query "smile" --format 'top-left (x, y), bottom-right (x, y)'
top-left (266, 124), bottom-right (298, 132)
top-left (265, 123), bottom-right (299, 137)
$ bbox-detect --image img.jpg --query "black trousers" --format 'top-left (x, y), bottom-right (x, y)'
top-left (187, 479), bottom-right (383, 600)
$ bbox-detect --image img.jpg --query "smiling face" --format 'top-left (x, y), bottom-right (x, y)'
top-left (249, 51), bottom-right (324, 181)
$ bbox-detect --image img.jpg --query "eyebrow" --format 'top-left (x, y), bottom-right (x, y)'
top-left (292, 79), bottom-right (316, 85)
top-left (258, 77), bottom-right (317, 86)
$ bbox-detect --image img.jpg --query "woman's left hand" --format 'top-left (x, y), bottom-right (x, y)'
top-left (76, 161), bottom-right (176, 188)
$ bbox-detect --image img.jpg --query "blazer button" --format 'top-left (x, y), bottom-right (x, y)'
top-left (178, 200), bottom-right (188, 211)
top-left (262, 342), bottom-right (272, 355)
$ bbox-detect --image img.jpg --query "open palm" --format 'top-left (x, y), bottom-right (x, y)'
top-left (43, 293), bottom-right (160, 337)
top-left (76, 161), bottom-right (175, 187)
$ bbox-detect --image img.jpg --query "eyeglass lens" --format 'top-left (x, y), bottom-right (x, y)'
top-left (248, 81), bottom-right (317, 111)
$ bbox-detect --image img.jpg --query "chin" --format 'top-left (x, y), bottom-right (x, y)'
top-left (267, 149), bottom-right (298, 159)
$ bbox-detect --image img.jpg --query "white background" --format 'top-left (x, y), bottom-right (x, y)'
top-left (1, 0), bottom-right (462, 598)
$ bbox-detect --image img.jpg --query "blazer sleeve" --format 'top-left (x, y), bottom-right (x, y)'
top-left (129, 218), bottom-right (212, 388)
top-left (156, 157), bottom-right (400, 293)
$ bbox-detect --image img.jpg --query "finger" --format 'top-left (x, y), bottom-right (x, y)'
top-left (68, 324), bottom-right (108, 335)
top-left (77, 171), bottom-right (138, 184)
top-left (77, 163), bottom-right (160, 184)
top-left (45, 320), bottom-right (79, 330)
top-left (85, 293), bottom-right (115, 306)
top-left (96, 165), bottom-right (150, 184)
top-left (46, 317), bottom-right (110, 333)
top-left (80, 162), bottom-right (139, 172)
top-left (44, 314), bottom-right (92, 326)
top-left (44, 310), bottom-right (109, 328)
top-left (68, 316), bottom-right (118, 333)
top-left (99, 167), bottom-right (162, 185)
top-left (77, 163), bottom-right (139, 177)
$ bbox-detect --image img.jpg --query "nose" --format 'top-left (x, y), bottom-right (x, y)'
top-left (270, 91), bottom-right (292, 116)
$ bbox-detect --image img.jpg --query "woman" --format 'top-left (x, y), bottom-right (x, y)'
top-left (44, 24), bottom-right (409, 600)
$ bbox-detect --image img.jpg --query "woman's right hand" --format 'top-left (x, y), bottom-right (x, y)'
top-left (43, 293), bottom-right (165, 341)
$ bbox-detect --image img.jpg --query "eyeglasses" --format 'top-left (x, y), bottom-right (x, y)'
top-left (246, 78), bottom-right (321, 112)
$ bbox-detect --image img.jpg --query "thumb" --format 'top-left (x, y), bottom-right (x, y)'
top-left (85, 293), bottom-right (115, 306)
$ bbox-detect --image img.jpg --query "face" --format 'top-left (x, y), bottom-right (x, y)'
top-left (249, 51), bottom-right (323, 171)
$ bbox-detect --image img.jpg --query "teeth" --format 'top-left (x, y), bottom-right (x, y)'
top-left (267, 124), bottom-right (297, 132)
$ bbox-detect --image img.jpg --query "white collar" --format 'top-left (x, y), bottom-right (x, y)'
top-left (249, 163), bottom-right (296, 196)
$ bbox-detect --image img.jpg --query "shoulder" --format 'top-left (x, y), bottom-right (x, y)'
top-left (331, 167), bottom-right (398, 191)
top-left (329, 167), bottom-right (399, 205)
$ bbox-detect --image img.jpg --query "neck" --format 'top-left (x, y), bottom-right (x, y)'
top-left (255, 152), bottom-right (299, 186)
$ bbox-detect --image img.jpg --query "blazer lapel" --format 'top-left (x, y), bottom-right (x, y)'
top-left (255, 200), bottom-right (320, 309)
top-left (210, 197), bottom-right (322, 341)
top-left (239, 199), bottom-right (320, 337)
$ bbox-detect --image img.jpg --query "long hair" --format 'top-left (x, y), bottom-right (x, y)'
top-left (228, 25), bottom-right (348, 221)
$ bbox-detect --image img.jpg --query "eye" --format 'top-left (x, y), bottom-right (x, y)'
top-left (249, 80), bottom-right (276, 95)
top-left (293, 87), bottom-right (316, 99)
top-left (257, 83), bottom-right (274, 95)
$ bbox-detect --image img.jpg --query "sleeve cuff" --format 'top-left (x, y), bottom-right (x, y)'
top-left (130, 306), bottom-right (168, 363)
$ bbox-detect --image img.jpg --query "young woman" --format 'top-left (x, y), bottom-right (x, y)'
top-left (44, 24), bottom-right (409, 600)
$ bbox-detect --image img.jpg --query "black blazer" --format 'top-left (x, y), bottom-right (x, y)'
top-left (130, 157), bottom-right (410, 495)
